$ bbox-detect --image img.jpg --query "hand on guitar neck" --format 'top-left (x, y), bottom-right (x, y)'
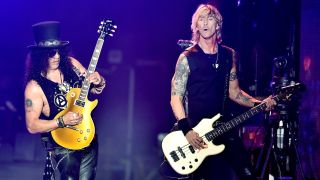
top-left (260, 95), bottom-right (277, 111)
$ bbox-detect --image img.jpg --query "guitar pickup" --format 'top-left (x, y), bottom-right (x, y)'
top-left (178, 146), bottom-right (186, 158)
top-left (170, 151), bottom-right (179, 162)
top-left (65, 125), bottom-right (80, 131)
top-left (189, 145), bottom-right (195, 154)
top-left (75, 100), bottom-right (85, 107)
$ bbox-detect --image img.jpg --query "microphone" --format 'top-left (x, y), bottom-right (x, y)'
top-left (177, 39), bottom-right (195, 49)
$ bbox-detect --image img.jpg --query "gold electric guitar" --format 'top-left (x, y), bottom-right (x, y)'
top-left (51, 20), bottom-right (117, 150)
top-left (161, 83), bottom-right (302, 175)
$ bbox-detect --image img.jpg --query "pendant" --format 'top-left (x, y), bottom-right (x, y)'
top-left (213, 63), bottom-right (219, 69)
top-left (58, 81), bottom-right (71, 94)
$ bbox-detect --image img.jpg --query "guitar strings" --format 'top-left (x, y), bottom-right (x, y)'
top-left (173, 136), bottom-right (211, 159)
top-left (173, 125), bottom-right (232, 159)
top-left (171, 103), bottom-right (271, 159)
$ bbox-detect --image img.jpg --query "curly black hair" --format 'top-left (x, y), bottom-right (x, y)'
top-left (25, 47), bottom-right (74, 85)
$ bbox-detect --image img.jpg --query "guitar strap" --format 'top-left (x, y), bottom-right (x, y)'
top-left (221, 69), bottom-right (230, 116)
top-left (221, 53), bottom-right (231, 116)
top-left (41, 136), bottom-right (55, 180)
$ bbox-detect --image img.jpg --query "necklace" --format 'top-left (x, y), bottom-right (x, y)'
top-left (212, 50), bottom-right (219, 70)
top-left (57, 70), bottom-right (70, 94)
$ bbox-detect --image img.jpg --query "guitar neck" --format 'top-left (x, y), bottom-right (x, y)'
top-left (205, 95), bottom-right (281, 141)
top-left (78, 38), bottom-right (105, 102)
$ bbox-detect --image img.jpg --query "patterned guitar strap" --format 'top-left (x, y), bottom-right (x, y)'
top-left (40, 135), bottom-right (55, 180)
top-left (42, 66), bottom-right (83, 180)
top-left (43, 151), bottom-right (55, 180)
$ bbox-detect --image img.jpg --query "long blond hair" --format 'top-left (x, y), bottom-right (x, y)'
top-left (191, 4), bottom-right (223, 43)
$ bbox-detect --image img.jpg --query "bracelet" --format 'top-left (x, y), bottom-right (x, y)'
top-left (177, 118), bottom-right (192, 135)
top-left (94, 76), bottom-right (106, 88)
top-left (56, 116), bottom-right (65, 128)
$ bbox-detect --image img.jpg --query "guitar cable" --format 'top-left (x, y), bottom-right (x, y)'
top-left (159, 160), bottom-right (190, 180)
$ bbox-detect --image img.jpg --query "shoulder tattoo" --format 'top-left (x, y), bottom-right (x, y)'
top-left (25, 99), bottom-right (33, 112)
top-left (230, 72), bottom-right (238, 81)
top-left (171, 57), bottom-right (189, 96)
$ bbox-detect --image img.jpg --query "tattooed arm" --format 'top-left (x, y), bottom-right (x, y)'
top-left (228, 50), bottom-right (261, 107)
top-left (170, 54), bottom-right (189, 120)
top-left (171, 54), bottom-right (206, 149)
top-left (24, 80), bottom-right (59, 133)
top-left (25, 80), bottom-right (83, 134)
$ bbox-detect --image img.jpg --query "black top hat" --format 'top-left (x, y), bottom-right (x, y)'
top-left (28, 21), bottom-right (69, 49)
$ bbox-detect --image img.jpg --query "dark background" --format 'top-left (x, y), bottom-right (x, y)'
top-left (0, 0), bottom-right (319, 179)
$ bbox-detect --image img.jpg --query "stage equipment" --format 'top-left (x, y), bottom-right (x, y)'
top-left (255, 56), bottom-right (305, 179)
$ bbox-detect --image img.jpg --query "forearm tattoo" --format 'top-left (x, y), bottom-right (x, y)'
top-left (171, 57), bottom-right (189, 96)
top-left (25, 99), bottom-right (33, 112)
top-left (229, 72), bottom-right (238, 81)
top-left (235, 91), bottom-right (251, 104)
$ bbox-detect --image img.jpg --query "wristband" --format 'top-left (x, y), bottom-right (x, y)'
top-left (57, 116), bottom-right (65, 128)
top-left (177, 118), bottom-right (192, 135)
top-left (94, 77), bottom-right (106, 88)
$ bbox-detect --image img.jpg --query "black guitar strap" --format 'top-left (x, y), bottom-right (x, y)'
top-left (221, 69), bottom-right (230, 116)
top-left (219, 45), bottom-right (233, 117)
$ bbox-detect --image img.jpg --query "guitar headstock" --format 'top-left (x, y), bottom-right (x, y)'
top-left (276, 82), bottom-right (305, 101)
top-left (97, 19), bottom-right (117, 39)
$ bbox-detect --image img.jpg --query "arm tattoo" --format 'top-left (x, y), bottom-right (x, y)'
top-left (235, 91), bottom-right (251, 104)
top-left (25, 99), bottom-right (33, 112)
top-left (229, 72), bottom-right (238, 81)
top-left (171, 57), bottom-right (189, 96)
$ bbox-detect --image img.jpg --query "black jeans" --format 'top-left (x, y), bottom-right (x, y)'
top-left (53, 139), bottom-right (98, 180)
top-left (192, 136), bottom-right (255, 180)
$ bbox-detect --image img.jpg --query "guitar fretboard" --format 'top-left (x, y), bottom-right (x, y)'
top-left (78, 38), bottom-right (104, 103)
top-left (205, 95), bottom-right (281, 141)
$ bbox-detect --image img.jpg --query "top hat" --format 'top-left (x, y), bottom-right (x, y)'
top-left (28, 21), bottom-right (69, 49)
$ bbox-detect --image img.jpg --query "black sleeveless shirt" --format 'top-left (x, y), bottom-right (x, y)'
top-left (34, 68), bottom-right (82, 147)
top-left (183, 44), bottom-right (233, 126)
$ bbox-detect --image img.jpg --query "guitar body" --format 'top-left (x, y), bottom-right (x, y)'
top-left (162, 113), bottom-right (225, 175)
top-left (50, 20), bottom-right (116, 150)
top-left (51, 88), bottom-right (97, 150)
top-left (161, 83), bottom-right (301, 176)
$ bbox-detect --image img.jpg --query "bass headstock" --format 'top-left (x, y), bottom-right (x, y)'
top-left (98, 19), bottom-right (117, 39)
top-left (276, 82), bottom-right (305, 102)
